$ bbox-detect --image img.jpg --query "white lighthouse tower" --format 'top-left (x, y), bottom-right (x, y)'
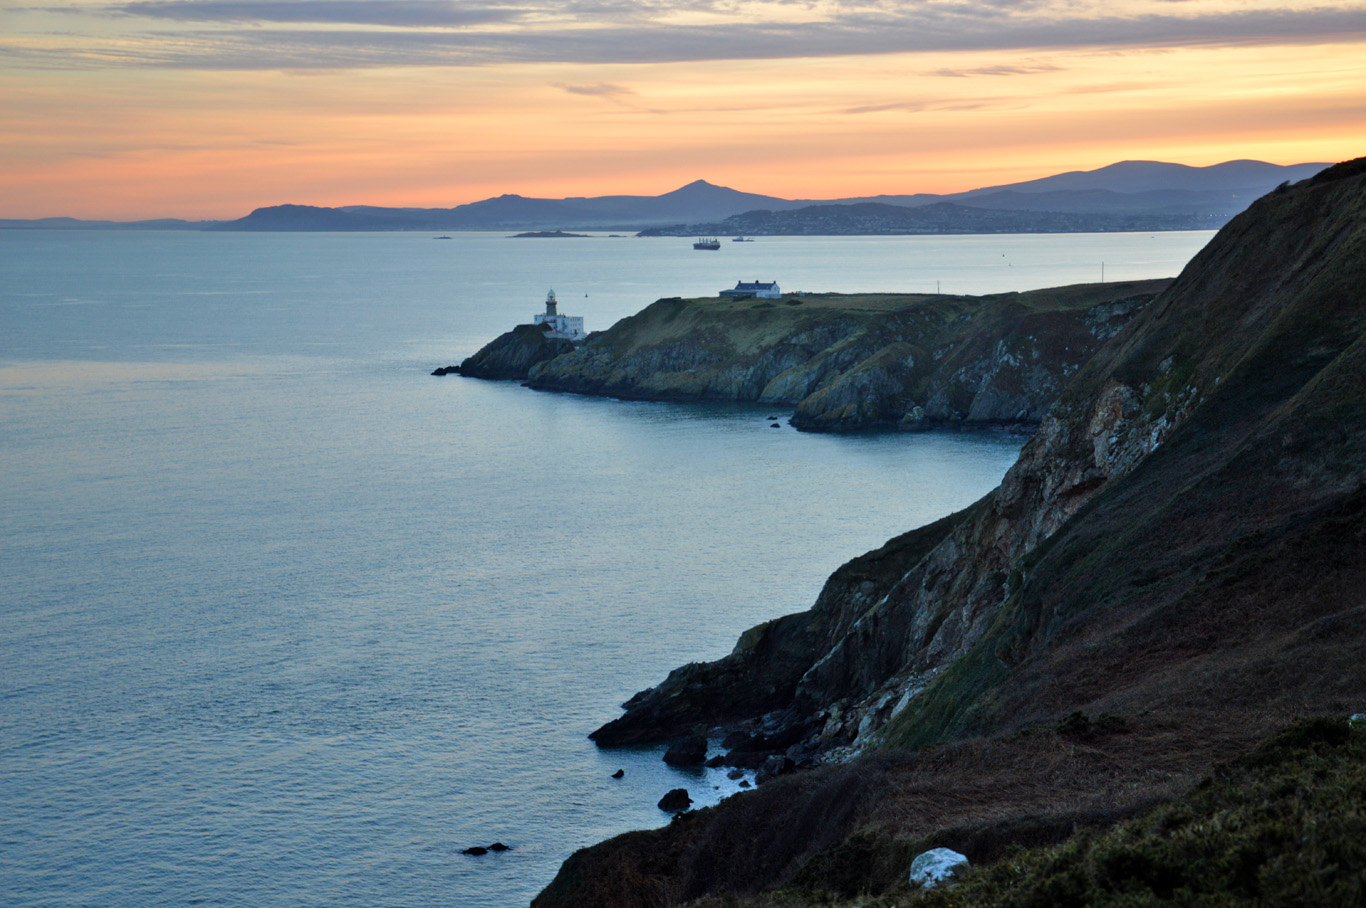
top-left (531, 289), bottom-right (587, 341)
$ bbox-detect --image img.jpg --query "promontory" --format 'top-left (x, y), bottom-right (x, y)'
top-left (461, 281), bottom-right (1169, 433)
top-left (533, 158), bottom-right (1366, 907)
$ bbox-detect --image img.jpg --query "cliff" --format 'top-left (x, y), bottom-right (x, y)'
top-left (457, 323), bottom-right (580, 380)
top-left (535, 158), bottom-right (1366, 906)
top-left (523, 282), bottom-right (1165, 432)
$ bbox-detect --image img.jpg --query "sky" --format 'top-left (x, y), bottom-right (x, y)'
top-left (1, 0), bottom-right (1364, 219)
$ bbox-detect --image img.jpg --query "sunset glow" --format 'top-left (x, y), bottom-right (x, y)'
top-left (2, 0), bottom-right (1364, 219)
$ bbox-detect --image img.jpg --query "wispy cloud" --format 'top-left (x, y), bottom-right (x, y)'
top-left (930, 63), bottom-right (1063, 77)
top-left (109, 1), bottom-right (524, 28)
top-left (557, 82), bottom-right (636, 99)
top-left (555, 80), bottom-right (668, 114)
top-left (10, 2), bottom-right (1366, 69)
top-left (843, 97), bottom-right (1016, 114)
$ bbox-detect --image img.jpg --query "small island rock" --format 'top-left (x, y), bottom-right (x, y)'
top-left (657, 788), bottom-right (692, 812)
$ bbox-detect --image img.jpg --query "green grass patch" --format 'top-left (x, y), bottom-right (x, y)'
top-left (1142, 349), bottom-right (1199, 420)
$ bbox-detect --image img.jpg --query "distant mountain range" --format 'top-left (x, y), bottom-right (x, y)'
top-left (0, 160), bottom-right (1329, 234)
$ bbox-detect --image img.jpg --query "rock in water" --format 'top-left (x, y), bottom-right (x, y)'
top-left (657, 788), bottom-right (692, 812)
top-left (611, 769), bottom-right (625, 779)
top-left (908, 848), bottom-right (968, 888)
top-left (488, 842), bottom-right (511, 852)
top-left (662, 735), bottom-right (707, 766)
top-left (462, 846), bottom-right (488, 856)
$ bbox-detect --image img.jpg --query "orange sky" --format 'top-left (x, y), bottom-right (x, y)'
top-left (1, 0), bottom-right (1364, 219)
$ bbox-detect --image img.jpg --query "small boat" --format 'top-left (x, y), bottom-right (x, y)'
top-left (434, 235), bottom-right (452, 240)
top-left (693, 237), bottom-right (720, 250)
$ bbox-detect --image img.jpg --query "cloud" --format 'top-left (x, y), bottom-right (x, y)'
top-left (555, 81), bottom-right (668, 113)
top-left (10, 2), bottom-right (1366, 69)
top-left (557, 82), bottom-right (637, 99)
top-left (109, 0), bottom-right (523, 28)
top-left (930, 63), bottom-right (1063, 77)
top-left (843, 98), bottom-right (1015, 114)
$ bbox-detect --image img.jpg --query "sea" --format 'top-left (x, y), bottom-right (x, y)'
top-left (0, 229), bottom-right (1213, 908)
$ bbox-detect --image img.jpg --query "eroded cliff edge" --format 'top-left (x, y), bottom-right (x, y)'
top-left (536, 158), bottom-right (1366, 907)
top-left (473, 282), bottom-right (1168, 431)
top-left (457, 323), bottom-right (579, 379)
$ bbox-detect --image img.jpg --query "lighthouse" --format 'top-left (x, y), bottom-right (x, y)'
top-left (531, 288), bottom-right (587, 341)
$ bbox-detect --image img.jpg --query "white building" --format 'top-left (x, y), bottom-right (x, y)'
top-left (720, 280), bottom-right (781, 300)
top-left (532, 290), bottom-right (587, 341)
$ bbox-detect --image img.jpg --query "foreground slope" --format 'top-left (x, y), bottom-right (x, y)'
top-left (536, 158), bottom-right (1366, 907)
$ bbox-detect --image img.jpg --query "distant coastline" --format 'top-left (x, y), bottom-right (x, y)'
top-left (1, 159), bottom-right (1328, 235)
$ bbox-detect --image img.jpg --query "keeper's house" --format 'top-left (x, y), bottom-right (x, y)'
top-left (720, 280), bottom-right (781, 300)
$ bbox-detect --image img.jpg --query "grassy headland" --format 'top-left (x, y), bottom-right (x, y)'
top-left (520, 281), bottom-right (1166, 432)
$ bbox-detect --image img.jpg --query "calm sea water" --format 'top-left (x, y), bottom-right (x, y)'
top-left (0, 229), bottom-right (1211, 907)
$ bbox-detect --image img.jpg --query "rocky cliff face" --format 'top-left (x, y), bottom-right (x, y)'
top-left (536, 159), bottom-right (1366, 908)
top-left (521, 284), bottom-right (1163, 431)
top-left (457, 323), bottom-right (579, 380)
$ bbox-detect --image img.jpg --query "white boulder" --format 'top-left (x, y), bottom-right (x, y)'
top-left (908, 847), bottom-right (969, 888)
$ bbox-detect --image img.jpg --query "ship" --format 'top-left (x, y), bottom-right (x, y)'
top-left (693, 238), bottom-right (721, 250)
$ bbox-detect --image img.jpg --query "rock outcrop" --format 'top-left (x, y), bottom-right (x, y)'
top-left (522, 283), bottom-right (1164, 432)
top-left (535, 159), bottom-right (1366, 907)
top-left (458, 323), bottom-right (579, 380)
